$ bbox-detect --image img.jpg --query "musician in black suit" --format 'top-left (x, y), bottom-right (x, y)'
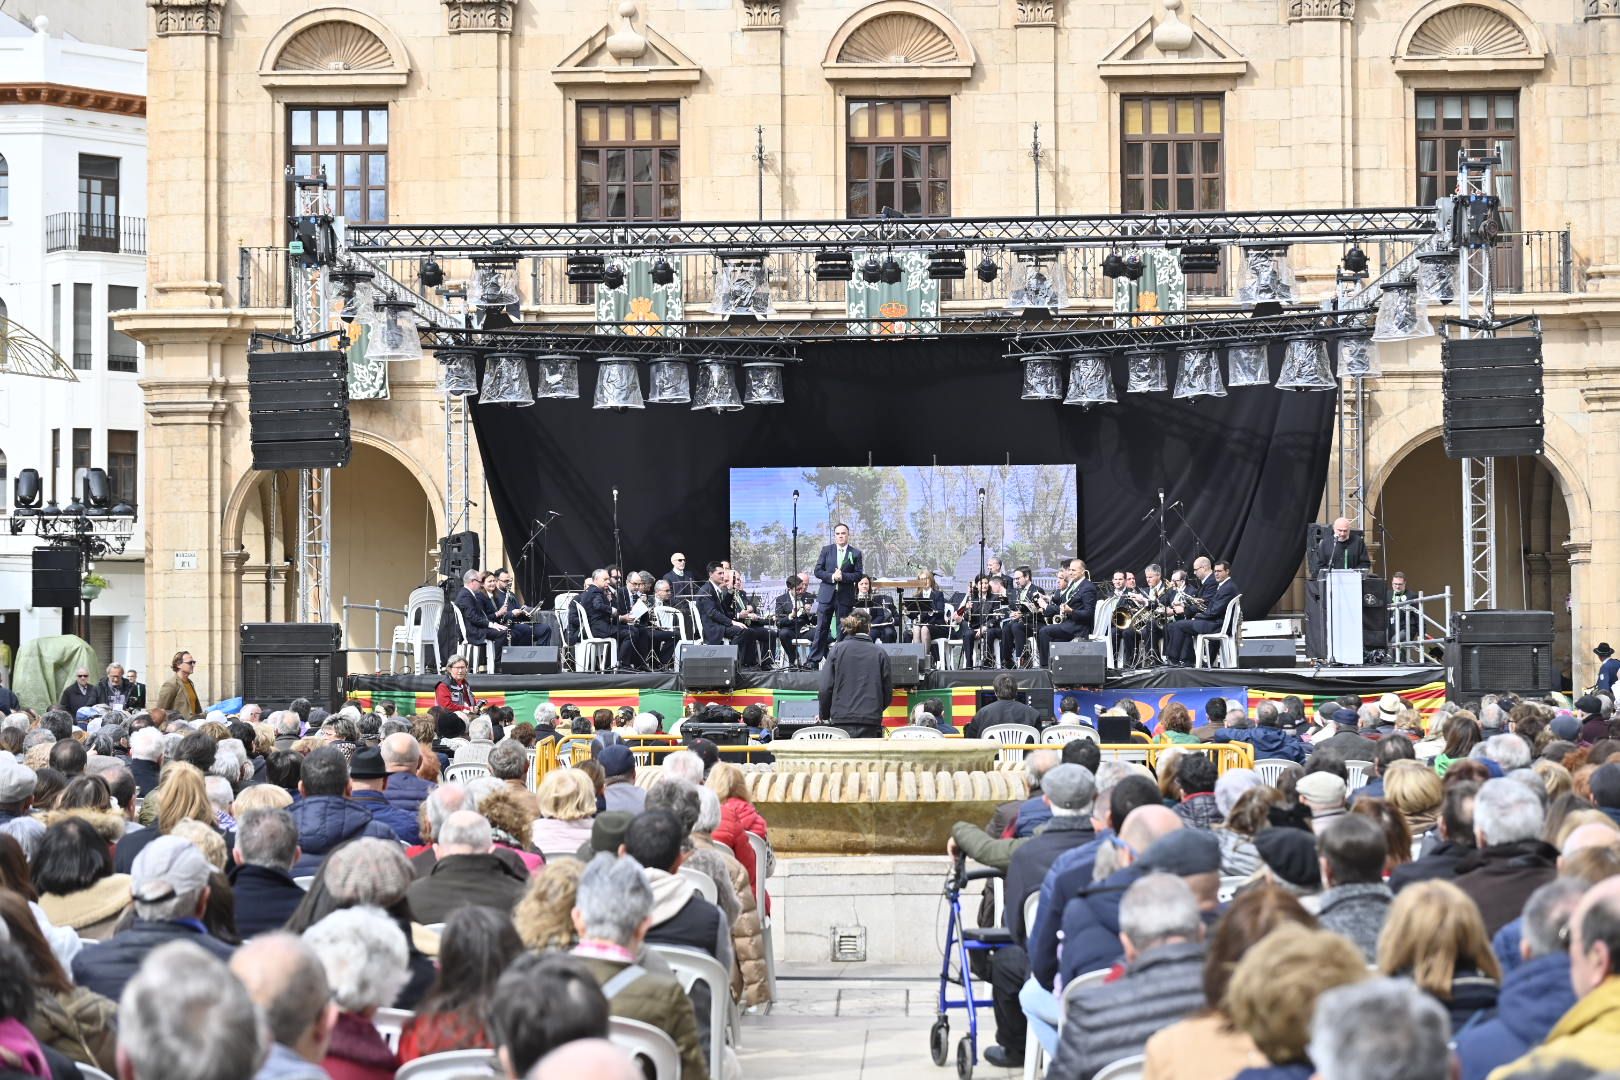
top-left (985, 557), bottom-right (1014, 596)
top-left (454, 569), bottom-right (506, 654)
top-left (662, 552), bottom-right (698, 599)
top-left (960, 575), bottom-right (1005, 667)
top-left (491, 567), bottom-right (554, 648)
top-left (1312, 517), bottom-right (1372, 577)
top-left (606, 566), bottom-right (633, 616)
top-left (628, 571), bottom-right (677, 668)
top-left (697, 562), bottom-right (772, 668)
top-left (774, 575), bottom-right (818, 665)
top-left (910, 570), bottom-right (951, 649)
top-left (1036, 558), bottom-right (1098, 668)
top-left (1000, 565), bottom-right (1042, 666)
top-left (809, 523), bottom-right (863, 663)
top-left (651, 577), bottom-right (689, 639)
top-left (583, 568), bottom-right (644, 670)
top-left (1164, 557), bottom-right (1239, 666)
top-left (857, 576), bottom-right (898, 644)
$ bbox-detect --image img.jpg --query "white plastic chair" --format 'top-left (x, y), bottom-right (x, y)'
top-left (1057, 968), bottom-right (1113, 1030)
top-left (792, 725), bottom-right (849, 740)
top-left (1042, 723), bottom-right (1097, 745)
top-left (1218, 874), bottom-right (1249, 903)
top-left (371, 1007), bottom-right (412, 1052)
top-left (888, 725), bottom-right (944, 740)
top-left (647, 944), bottom-right (734, 1078)
top-left (444, 761), bottom-right (491, 784)
top-left (933, 625), bottom-right (966, 671)
top-left (1089, 595), bottom-right (1120, 668)
top-left (1195, 595), bottom-right (1243, 669)
top-left (393, 586), bottom-right (445, 674)
top-left (395, 1049), bottom-right (499, 1080)
top-left (1021, 891), bottom-right (1044, 1080)
top-left (676, 601), bottom-right (706, 668)
top-left (1344, 759), bottom-right (1374, 790)
top-left (293, 875), bottom-right (314, 891)
top-left (745, 830), bottom-right (777, 1003)
top-left (980, 723), bottom-right (1041, 764)
top-left (610, 1017), bottom-right (682, 1080)
top-left (1094, 1053), bottom-right (1147, 1080)
top-left (679, 865), bottom-right (719, 904)
top-left (1254, 759), bottom-right (1294, 787)
top-left (572, 602), bottom-right (619, 673)
top-left (449, 603), bottom-right (494, 674)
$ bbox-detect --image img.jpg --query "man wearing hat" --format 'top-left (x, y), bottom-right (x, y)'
top-left (1577, 696), bottom-right (1611, 745)
top-left (1595, 642), bottom-right (1620, 694)
top-left (72, 835), bottom-right (235, 1000)
top-left (0, 752), bottom-right (45, 859)
top-left (1297, 771), bottom-right (1349, 834)
top-left (599, 745), bottom-right (647, 815)
top-left (347, 745), bottom-right (423, 843)
top-left (1255, 825), bottom-right (1322, 897)
top-left (1374, 692), bottom-right (1405, 735)
top-left (1310, 708), bottom-right (1379, 760)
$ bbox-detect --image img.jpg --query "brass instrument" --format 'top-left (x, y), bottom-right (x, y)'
top-left (1112, 592), bottom-right (1146, 629)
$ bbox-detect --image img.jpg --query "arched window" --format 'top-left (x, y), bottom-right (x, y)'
top-left (0, 154), bottom-right (8, 219)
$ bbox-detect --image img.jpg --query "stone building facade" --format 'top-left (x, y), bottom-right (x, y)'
top-left (123, 0), bottom-right (1620, 697)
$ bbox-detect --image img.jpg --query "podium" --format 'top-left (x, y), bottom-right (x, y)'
top-left (1305, 569), bottom-right (1365, 664)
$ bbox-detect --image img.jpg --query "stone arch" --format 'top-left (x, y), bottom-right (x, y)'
top-left (1392, 0), bottom-right (1546, 71)
top-left (823, 1), bottom-right (976, 80)
top-left (259, 8), bottom-right (411, 87)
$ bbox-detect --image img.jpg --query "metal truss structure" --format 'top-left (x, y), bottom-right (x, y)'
top-left (1456, 152), bottom-right (1501, 610)
top-left (290, 173), bottom-right (335, 624)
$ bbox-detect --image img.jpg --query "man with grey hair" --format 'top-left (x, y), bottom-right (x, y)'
top-left (487, 737), bottom-right (537, 806)
top-left (948, 749), bottom-right (1063, 872)
top-left (230, 933), bottom-right (337, 1080)
top-left (231, 808), bottom-right (307, 938)
top-left (205, 774), bottom-right (237, 830)
top-left (532, 700), bottom-right (564, 743)
top-left (1308, 977), bottom-right (1451, 1080)
top-left (1209, 698), bottom-right (1307, 763)
top-left (74, 835), bottom-right (235, 1000)
top-left (570, 853), bottom-right (706, 1080)
top-left (1048, 873), bottom-right (1207, 1078)
top-left (406, 809), bottom-right (527, 923)
top-left (661, 749), bottom-right (706, 786)
top-left (117, 941), bottom-right (265, 1080)
top-left (129, 725), bottom-right (166, 795)
top-left (453, 713), bottom-right (497, 764)
top-left (1453, 878), bottom-right (1583, 1080)
top-left (272, 712), bottom-right (302, 751)
top-left (1451, 777), bottom-right (1557, 935)
top-left (1483, 731), bottom-right (1532, 773)
top-left (632, 712), bottom-right (662, 735)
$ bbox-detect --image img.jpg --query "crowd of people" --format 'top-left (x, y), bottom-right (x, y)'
top-left (0, 691), bottom-right (778, 1080)
top-left (946, 686), bottom-right (1620, 1079)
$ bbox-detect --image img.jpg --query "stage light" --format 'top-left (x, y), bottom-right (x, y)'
top-left (39, 500), bottom-right (60, 518)
top-left (1339, 334), bottom-right (1380, 378)
top-left (879, 256), bottom-right (903, 285)
top-left (1341, 244), bottom-right (1369, 275)
top-left (63, 496), bottom-right (84, 517)
top-left (566, 254), bottom-right (606, 285)
top-left (1178, 244), bottom-right (1220, 276)
top-left (975, 256), bottom-right (999, 283)
top-left (365, 297), bottom-right (424, 363)
top-left (1276, 337), bottom-right (1336, 391)
top-left (480, 351), bottom-right (535, 406)
top-left (594, 356), bottom-right (644, 411)
top-left (1122, 255), bottom-right (1145, 282)
top-left (419, 257), bottom-right (445, 288)
top-left (1372, 279), bottom-right (1433, 342)
top-left (814, 251), bottom-right (854, 282)
top-left (742, 362), bottom-right (786, 406)
top-left (928, 250), bottom-right (966, 280)
top-left (1415, 250), bottom-right (1457, 305)
top-left (692, 360), bottom-right (744, 412)
top-left (82, 468), bottom-right (112, 511)
top-left (1063, 353), bottom-right (1117, 407)
top-left (469, 257), bottom-right (521, 308)
top-left (1125, 348), bottom-right (1169, 393)
top-left (650, 257), bottom-right (677, 286)
top-left (534, 354), bottom-right (581, 400)
top-left (1101, 252), bottom-right (1126, 279)
top-left (860, 257), bottom-right (883, 284)
top-left (602, 262), bottom-right (626, 290)
top-left (435, 350), bottom-right (480, 397)
top-left (1239, 245), bottom-right (1294, 304)
top-left (1008, 251), bottom-right (1066, 315)
top-left (13, 468), bottom-right (40, 510)
top-left (1173, 347), bottom-right (1227, 400)
top-left (110, 501), bottom-right (135, 519)
top-left (1020, 355), bottom-right (1064, 401)
top-left (710, 253), bottom-right (773, 318)
top-left (1227, 343), bottom-right (1270, 387)
top-left (647, 357), bottom-right (691, 404)
top-left (325, 266), bottom-right (375, 324)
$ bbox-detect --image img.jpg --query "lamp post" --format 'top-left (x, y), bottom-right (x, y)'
top-left (10, 466), bottom-right (137, 639)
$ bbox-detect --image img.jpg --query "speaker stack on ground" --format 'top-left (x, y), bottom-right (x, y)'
top-left (247, 349), bottom-right (351, 470)
top-left (1449, 609), bottom-right (1555, 696)
top-left (240, 622), bottom-right (347, 709)
top-left (1441, 334), bottom-right (1544, 459)
top-left (499, 646), bottom-right (561, 675)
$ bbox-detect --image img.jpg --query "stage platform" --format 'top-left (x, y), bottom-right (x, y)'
top-left (346, 662), bottom-right (1449, 725)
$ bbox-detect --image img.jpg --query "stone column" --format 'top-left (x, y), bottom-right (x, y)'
top-left (1582, 17), bottom-right (1620, 289)
top-left (1577, 383), bottom-right (1620, 683)
top-left (146, 0), bottom-right (226, 307)
top-left (443, 0), bottom-right (516, 221)
top-left (1566, 540), bottom-right (1590, 689)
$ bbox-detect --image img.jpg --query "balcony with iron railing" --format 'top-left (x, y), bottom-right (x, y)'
top-left (44, 213), bottom-right (147, 256)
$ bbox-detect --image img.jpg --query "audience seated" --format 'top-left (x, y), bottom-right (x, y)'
top-left (1392, 778), bottom-right (1479, 891)
top-left (1225, 923), bottom-right (1369, 1079)
top-left (228, 807), bottom-right (307, 938)
top-left (488, 952), bottom-right (611, 1078)
top-left (532, 768), bottom-right (599, 856)
top-left (230, 933), bottom-right (339, 1080)
top-left (345, 746), bottom-right (421, 844)
top-left (1306, 977), bottom-right (1453, 1080)
top-left (116, 940), bottom-right (264, 1080)
top-left (405, 810), bottom-right (529, 924)
top-left (1312, 814), bottom-right (1393, 961)
top-left (286, 748), bottom-right (400, 874)
top-left (1454, 778), bottom-right (1559, 936)
top-left (1377, 879), bottom-right (1502, 1030)
top-left (397, 905), bottom-right (523, 1062)
top-left (0, 888), bottom-right (118, 1072)
top-left (302, 906), bottom-right (406, 1080)
top-left (599, 746), bottom-right (647, 815)
top-left (32, 815), bottom-right (132, 939)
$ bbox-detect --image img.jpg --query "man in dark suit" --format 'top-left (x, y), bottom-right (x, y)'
top-left (696, 562), bottom-right (771, 668)
top-left (1164, 558), bottom-right (1239, 666)
top-left (986, 557), bottom-right (1014, 595)
top-left (1001, 566), bottom-right (1041, 666)
top-left (662, 552), bottom-right (698, 599)
top-left (1312, 517), bottom-right (1372, 577)
top-left (454, 569), bottom-right (504, 655)
top-left (809, 522), bottom-right (863, 664)
top-left (1036, 559), bottom-right (1098, 668)
top-left (490, 567), bottom-right (553, 648)
top-left (583, 568), bottom-right (643, 670)
top-left (606, 566), bottom-right (633, 616)
top-left (59, 667), bottom-right (101, 713)
top-left (774, 575), bottom-right (817, 666)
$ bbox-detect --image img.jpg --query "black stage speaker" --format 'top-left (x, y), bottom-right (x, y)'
top-left (1361, 575), bottom-right (1390, 650)
top-left (239, 622), bottom-right (346, 709)
top-left (1096, 713), bottom-right (1134, 743)
top-left (879, 642), bottom-right (928, 687)
top-left (1049, 640), bottom-right (1107, 685)
top-left (774, 698), bottom-right (821, 732)
top-left (1442, 334), bottom-right (1544, 460)
top-left (681, 721), bottom-right (750, 746)
top-left (500, 645), bottom-right (561, 675)
top-left (1238, 639), bottom-right (1296, 669)
top-left (31, 547), bottom-right (80, 609)
top-left (1450, 610), bottom-right (1556, 696)
top-left (438, 532), bottom-right (481, 581)
top-left (679, 644), bottom-right (738, 689)
top-left (247, 349), bottom-right (351, 470)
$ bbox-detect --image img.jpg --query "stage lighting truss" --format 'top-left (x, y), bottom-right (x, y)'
top-left (468, 256), bottom-right (521, 308)
top-left (710, 252), bottom-right (774, 318)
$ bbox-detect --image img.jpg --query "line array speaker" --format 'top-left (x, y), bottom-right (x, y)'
top-left (248, 349), bottom-right (351, 470)
top-left (239, 622), bottom-right (346, 709)
top-left (31, 546), bottom-right (80, 610)
top-left (1441, 334), bottom-right (1543, 461)
top-left (438, 532), bottom-right (482, 581)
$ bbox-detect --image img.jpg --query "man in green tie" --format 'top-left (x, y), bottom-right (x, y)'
top-left (809, 522), bottom-right (864, 665)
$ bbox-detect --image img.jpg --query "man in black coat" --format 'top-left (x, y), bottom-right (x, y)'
top-left (774, 575), bottom-right (816, 666)
top-left (58, 667), bottom-right (100, 713)
top-left (1036, 559), bottom-right (1098, 668)
top-left (582, 568), bottom-right (644, 670)
top-left (694, 562), bottom-right (769, 667)
top-left (1164, 558), bottom-right (1239, 666)
top-left (1312, 516), bottom-right (1372, 577)
top-left (662, 552), bottom-right (697, 599)
top-left (818, 609), bottom-right (891, 739)
top-left (454, 569), bottom-right (504, 650)
top-left (1391, 780), bottom-right (1479, 892)
top-left (808, 522), bottom-right (863, 664)
top-left (1311, 708), bottom-right (1380, 761)
top-left (228, 807), bottom-right (308, 938)
top-left (964, 673), bottom-right (1040, 739)
top-left (95, 663), bottom-right (138, 711)
top-left (406, 810), bottom-right (529, 923)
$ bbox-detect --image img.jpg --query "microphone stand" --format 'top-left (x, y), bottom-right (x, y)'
top-left (612, 489), bottom-right (623, 576)
top-left (520, 512), bottom-right (558, 607)
top-left (978, 488), bottom-right (988, 670)
top-left (1168, 501), bottom-right (1210, 567)
top-left (791, 491), bottom-right (800, 576)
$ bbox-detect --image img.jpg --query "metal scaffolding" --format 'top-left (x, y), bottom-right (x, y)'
top-left (290, 174), bottom-right (334, 624)
top-left (1455, 151), bottom-right (1501, 610)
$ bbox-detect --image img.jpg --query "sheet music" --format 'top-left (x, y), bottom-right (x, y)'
top-left (629, 599), bottom-right (650, 622)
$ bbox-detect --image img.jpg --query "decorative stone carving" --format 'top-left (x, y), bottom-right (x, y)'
top-left (823, 1), bottom-right (976, 80)
top-left (742, 0), bottom-right (782, 29)
top-left (1015, 0), bottom-right (1057, 24)
top-left (1288, 0), bottom-right (1354, 20)
top-left (274, 22), bottom-right (393, 71)
top-left (1408, 4), bottom-right (1529, 55)
top-left (606, 0), bottom-right (649, 62)
top-left (1590, 0), bottom-right (1620, 17)
top-left (839, 12), bottom-right (959, 64)
top-left (148, 0), bottom-right (224, 36)
top-left (443, 0), bottom-right (513, 33)
top-left (1152, 0), bottom-right (1194, 53)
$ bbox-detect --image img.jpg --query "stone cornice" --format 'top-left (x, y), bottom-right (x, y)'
top-left (142, 378), bottom-right (231, 427)
top-left (1015, 0), bottom-right (1058, 26)
top-left (1581, 386), bottom-right (1620, 413)
top-left (148, 0), bottom-right (224, 36)
top-left (0, 83), bottom-right (145, 116)
top-left (115, 308), bottom-right (288, 347)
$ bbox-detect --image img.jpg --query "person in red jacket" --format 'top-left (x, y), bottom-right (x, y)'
top-left (435, 657), bottom-right (479, 712)
top-left (706, 761), bottom-right (769, 895)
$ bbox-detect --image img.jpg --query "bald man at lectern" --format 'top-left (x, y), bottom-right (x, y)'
top-left (1314, 517), bottom-right (1371, 576)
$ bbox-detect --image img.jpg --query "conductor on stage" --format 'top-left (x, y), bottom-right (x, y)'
top-left (809, 522), bottom-right (863, 664)
top-left (1313, 517), bottom-right (1371, 576)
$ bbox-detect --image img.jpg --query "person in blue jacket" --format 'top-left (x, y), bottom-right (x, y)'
top-left (1207, 700), bottom-right (1309, 763)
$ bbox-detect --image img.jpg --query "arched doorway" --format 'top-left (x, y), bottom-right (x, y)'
top-left (1373, 438), bottom-right (1573, 686)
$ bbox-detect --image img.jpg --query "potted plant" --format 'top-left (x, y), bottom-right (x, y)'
top-left (81, 572), bottom-right (110, 601)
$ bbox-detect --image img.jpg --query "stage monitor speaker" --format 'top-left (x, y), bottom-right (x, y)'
top-left (1238, 639), bottom-right (1296, 669)
top-left (1096, 713), bottom-right (1134, 743)
top-left (879, 642), bottom-right (928, 687)
top-left (31, 547), bottom-right (80, 610)
top-left (438, 532), bottom-right (481, 581)
top-left (681, 721), bottom-right (750, 746)
top-left (239, 622), bottom-right (346, 710)
top-left (1049, 640), bottom-right (1107, 685)
top-left (1452, 610), bottom-right (1555, 645)
top-left (1450, 641), bottom-right (1556, 697)
top-left (500, 646), bottom-right (561, 675)
top-left (679, 644), bottom-right (738, 689)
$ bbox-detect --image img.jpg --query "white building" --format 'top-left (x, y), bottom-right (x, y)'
top-left (0, 15), bottom-right (147, 675)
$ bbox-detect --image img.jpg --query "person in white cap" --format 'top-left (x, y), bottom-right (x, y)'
top-left (0, 752), bottom-right (45, 858)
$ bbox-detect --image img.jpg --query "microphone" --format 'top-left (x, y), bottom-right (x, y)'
top-left (978, 487), bottom-right (986, 500)
top-left (612, 487), bottom-right (619, 500)
top-left (1158, 488), bottom-right (1165, 504)
top-left (792, 489), bottom-right (800, 500)
top-left (1139, 505), bottom-right (1156, 522)
top-left (1167, 500), bottom-right (1184, 512)
top-left (547, 509), bottom-right (562, 518)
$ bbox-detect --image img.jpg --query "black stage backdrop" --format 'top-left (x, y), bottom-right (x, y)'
top-left (469, 339), bottom-right (1336, 616)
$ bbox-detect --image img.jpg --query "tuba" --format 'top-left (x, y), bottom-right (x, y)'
top-left (1112, 593), bottom-right (1145, 629)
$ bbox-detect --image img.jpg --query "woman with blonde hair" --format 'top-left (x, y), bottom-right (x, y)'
top-left (1376, 879), bottom-right (1501, 1029)
top-left (529, 768), bottom-right (597, 855)
top-left (1226, 923), bottom-right (1368, 1079)
top-left (1382, 759), bottom-right (1444, 838)
top-left (708, 760), bottom-right (769, 891)
top-left (231, 783), bottom-right (293, 817)
top-left (112, 761), bottom-right (216, 872)
top-left (512, 858), bottom-right (585, 952)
